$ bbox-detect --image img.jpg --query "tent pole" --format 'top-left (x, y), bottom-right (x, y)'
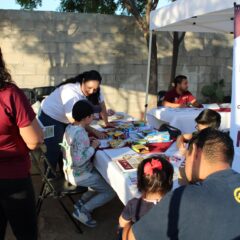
top-left (144, 30), bottom-right (153, 122)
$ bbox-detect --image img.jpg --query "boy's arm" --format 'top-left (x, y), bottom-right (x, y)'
top-left (73, 130), bottom-right (96, 166)
top-left (85, 125), bottom-right (107, 139)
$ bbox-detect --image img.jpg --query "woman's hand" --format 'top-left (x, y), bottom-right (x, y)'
top-left (105, 122), bottom-right (116, 128)
top-left (94, 130), bottom-right (108, 139)
top-left (107, 109), bottom-right (115, 116)
top-left (176, 135), bottom-right (186, 150)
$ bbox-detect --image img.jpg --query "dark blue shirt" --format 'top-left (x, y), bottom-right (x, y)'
top-left (133, 169), bottom-right (240, 240)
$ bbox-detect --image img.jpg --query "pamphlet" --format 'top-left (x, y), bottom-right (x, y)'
top-left (103, 147), bottom-right (136, 160)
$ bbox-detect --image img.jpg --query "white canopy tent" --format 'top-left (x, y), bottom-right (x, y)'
top-left (145, 0), bottom-right (240, 171)
top-left (150, 0), bottom-right (240, 33)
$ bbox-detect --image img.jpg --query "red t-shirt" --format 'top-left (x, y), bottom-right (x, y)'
top-left (164, 88), bottom-right (196, 105)
top-left (0, 84), bottom-right (35, 179)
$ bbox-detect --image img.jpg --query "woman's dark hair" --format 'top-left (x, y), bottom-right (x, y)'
top-left (0, 48), bottom-right (13, 89)
top-left (195, 109), bottom-right (221, 129)
top-left (87, 87), bottom-right (101, 105)
top-left (137, 156), bottom-right (174, 195)
top-left (57, 70), bottom-right (102, 105)
top-left (173, 75), bottom-right (187, 87)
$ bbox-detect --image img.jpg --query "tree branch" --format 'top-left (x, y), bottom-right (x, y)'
top-left (152, 0), bottom-right (159, 9)
top-left (122, 0), bottom-right (147, 33)
top-left (146, 0), bottom-right (159, 25)
top-left (178, 32), bottom-right (186, 43)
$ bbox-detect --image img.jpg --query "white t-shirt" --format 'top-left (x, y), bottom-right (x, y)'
top-left (41, 83), bottom-right (104, 124)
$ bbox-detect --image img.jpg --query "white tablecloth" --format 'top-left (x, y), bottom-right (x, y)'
top-left (94, 143), bottom-right (182, 205)
top-left (94, 150), bottom-right (139, 205)
top-left (147, 107), bottom-right (231, 134)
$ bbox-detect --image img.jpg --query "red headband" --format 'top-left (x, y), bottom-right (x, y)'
top-left (144, 159), bottom-right (163, 176)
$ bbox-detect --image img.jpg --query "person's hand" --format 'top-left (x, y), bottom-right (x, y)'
top-left (179, 147), bottom-right (187, 156)
top-left (177, 141), bottom-right (186, 150)
top-left (107, 109), bottom-right (115, 116)
top-left (89, 136), bottom-right (97, 141)
top-left (178, 164), bottom-right (189, 186)
top-left (176, 136), bottom-right (186, 149)
top-left (94, 130), bottom-right (107, 139)
top-left (105, 122), bottom-right (116, 128)
top-left (91, 139), bottom-right (100, 149)
top-left (179, 103), bottom-right (187, 108)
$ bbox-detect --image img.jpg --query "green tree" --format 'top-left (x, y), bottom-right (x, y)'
top-left (16, 0), bottom-right (42, 10)
top-left (59, 0), bottom-right (119, 14)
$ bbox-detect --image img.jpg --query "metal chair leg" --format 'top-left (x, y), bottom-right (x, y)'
top-left (68, 195), bottom-right (75, 204)
top-left (58, 198), bottom-right (83, 233)
top-left (36, 183), bottom-right (47, 216)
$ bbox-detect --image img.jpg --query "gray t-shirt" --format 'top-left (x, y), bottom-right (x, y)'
top-left (133, 169), bottom-right (240, 240)
top-left (122, 198), bottom-right (155, 223)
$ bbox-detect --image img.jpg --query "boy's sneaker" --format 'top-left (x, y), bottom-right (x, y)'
top-left (72, 207), bottom-right (97, 228)
top-left (74, 199), bottom-right (84, 210)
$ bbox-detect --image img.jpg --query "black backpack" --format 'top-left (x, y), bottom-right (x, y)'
top-left (158, 123), bottom-right (182, 140)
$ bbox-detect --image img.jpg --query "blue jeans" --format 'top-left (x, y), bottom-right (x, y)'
top-left (38, 111), bottom-right (67, 172)
top-left (76, 169), bottom-right (115, 212)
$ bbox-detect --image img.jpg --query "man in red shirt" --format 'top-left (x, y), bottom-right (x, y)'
top-left (163, 75), bottom-right (202, 108)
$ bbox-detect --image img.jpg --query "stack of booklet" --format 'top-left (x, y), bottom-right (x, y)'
top-left (103, 147), bottom-right (144, 172)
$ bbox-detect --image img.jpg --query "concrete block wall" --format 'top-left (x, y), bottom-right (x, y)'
top-left (0, 10), bottom-right (233, 118)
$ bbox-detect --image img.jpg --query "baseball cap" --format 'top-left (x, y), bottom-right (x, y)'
top-left (72, 99), bottom-right (101, 122)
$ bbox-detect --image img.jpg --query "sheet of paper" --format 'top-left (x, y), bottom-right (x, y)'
top-left (103, 147), bottom-right (136, 160)
top-left (43, 125), bottom-right (55, 139)
top-left (202, 103), bottom-right (220, 109)
top-left (90, 124), bottom-right (106, 132)
top-left (37, 118), bottom-right (54, 139)
top-left (98, 139), bottom-right (110, 149)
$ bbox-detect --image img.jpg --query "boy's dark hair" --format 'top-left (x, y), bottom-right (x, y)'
top-left (137, 156), bottom-right (174, 195)
top-left (195, 109), bottom-right (221, 129)
top-left (72, 100), bottom-right (95, 122)
top-left (174, 75), bottom-right (187, 87)
top-left (188, 128), bottom-right (234, 166)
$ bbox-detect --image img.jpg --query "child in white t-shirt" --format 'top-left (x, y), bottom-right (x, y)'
top-left (61, 100), bottom-right (115, 228)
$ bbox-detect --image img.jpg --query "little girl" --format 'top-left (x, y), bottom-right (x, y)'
top-left (118, 155), bottom-right (174, 237)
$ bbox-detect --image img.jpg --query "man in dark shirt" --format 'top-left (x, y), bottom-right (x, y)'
top-left (163, 75), bottom-right (202, 108)
top-left (125, 128), bottom-right (240, 240)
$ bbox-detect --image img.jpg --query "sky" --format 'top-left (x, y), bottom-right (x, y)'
top-left (0, 0), bottom-right (60, 11)
top-left (0, 0), bottom-right (170, 12)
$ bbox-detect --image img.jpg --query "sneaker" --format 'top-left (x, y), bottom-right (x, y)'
top-left (74, 199), bottom-right (84, 210)
top-left (72, 207), bottom-right (97, 228)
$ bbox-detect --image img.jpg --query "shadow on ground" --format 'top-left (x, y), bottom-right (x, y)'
top-left (5, 175), bottom-right (124, 240)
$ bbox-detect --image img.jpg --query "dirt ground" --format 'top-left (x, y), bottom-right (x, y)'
top-left (5, 175), bottom-right (124, 240)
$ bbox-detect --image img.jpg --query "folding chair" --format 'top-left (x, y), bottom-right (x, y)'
top-left (157, 90), bottom-right (167, 107)
top-left (21, 88), bottom-right (36, 104)
top-left (30, 144), bottom-right (87, 233)
top-left (33, 86), bottom-right (56, 102)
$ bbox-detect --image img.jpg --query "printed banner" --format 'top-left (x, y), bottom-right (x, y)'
top-left (231, 4), bottom-right (240, 172)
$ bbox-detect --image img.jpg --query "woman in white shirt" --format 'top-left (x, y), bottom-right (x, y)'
top-left (39, 70), bottom-right (111, 172)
